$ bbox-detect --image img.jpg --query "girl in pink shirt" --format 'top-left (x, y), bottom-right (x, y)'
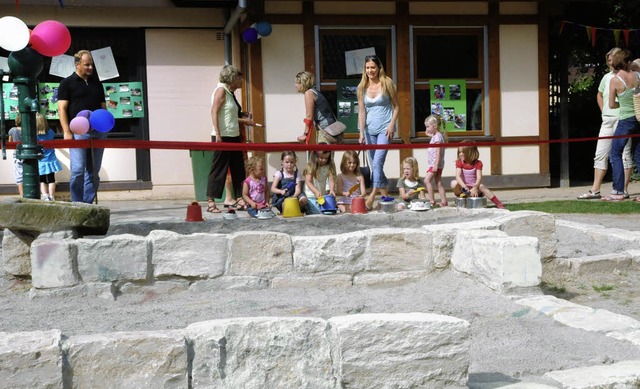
top-left (450, 141), bottom-right (504, 209)
top-left (242, 156), bottom-right (271, 218)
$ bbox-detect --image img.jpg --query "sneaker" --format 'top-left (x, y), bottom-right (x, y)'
top-left (41, 195), bottom-right (52, 201)
top-left (624, 192), bottom-right (630, 199)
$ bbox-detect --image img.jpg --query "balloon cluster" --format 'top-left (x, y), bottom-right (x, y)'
top-left (0, 17), bottom-right (70, 57)
top-left (242, 21), bottom-right (273, 44)
top-left (69, 109), bottom-right (115, 135)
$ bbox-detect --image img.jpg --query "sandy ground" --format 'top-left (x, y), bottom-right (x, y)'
top-left (1, 206), bottom-right (639, 387)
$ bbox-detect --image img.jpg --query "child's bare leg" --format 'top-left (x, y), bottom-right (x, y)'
top-left (40, 182), bottom-right (48, 196)
top-left (224, 173), bottom-right (235, 205)
top-left (424, 173), bottom-right (436, 205)
top-left (49, 182), bottom-right (56, 200)
top-left (450, 180), bottom-right (463, 197)
top-left (17, 183), bottom-right (23, 197)
top-left (435, 173), bottom-right (447, 206)
top-left (338, 204), bottom-right (347, 213)
top-left (480, 184), bottom-right (504, 208)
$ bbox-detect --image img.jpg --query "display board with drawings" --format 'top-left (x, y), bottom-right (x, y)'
top-left (2, 81), bottom-right (144, 121)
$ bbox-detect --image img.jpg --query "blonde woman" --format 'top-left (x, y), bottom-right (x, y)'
top-left (295, 71), bottom-right (343, 144)
top-left (356, 55), bottom-right (399, 209)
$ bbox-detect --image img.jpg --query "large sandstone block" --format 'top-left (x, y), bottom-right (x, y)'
top-left (62, 330), bottom-right (187, 388)
top-left (186, 317), bottom-right (333, 389)
top-left (545, 360), bottom-right (640, 388)
top-left (366, 228), bottom-right (434, 273)
top-left (329, 313), bottom-right (470, 388)
top-left (149, 230), bottom-right (227, 278)
top-left (494, 211), bottom-right (556, 260)
top-left (31, 238), bottom-right (78, 289)
top-left (227, 231), bottom-right (292, 276)
top-left (0, 198), bottom-right (110, 235)
top-left (450, 229), bottom-right (508, 275)
top-left (76, 234), bottom-right (148, 283)
top-left (2, 228), bottom-right (36, 276)
top-left (0, 330), bottom-right (63, 388)
top-left (292, 231), bottom-right (367, 274)
top-left (453, 234), bottom-right (541, 292)
top-left (423, 220), bottom-right (500, 269)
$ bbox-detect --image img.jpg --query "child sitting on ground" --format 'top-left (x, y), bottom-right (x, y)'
top-left (336, 150), bottom-right (366, 213)
top-left (36, 113), bottom-right (62, 201)
top-left (242, 155), bottom-right (271, 218)
top-left (303, 148), bottom-right (336, 215)
top-left (396, 156), bottom-right (426, 210)
top-left (450, 140), bottom-right (505, 209)
top-left (271, 151), bottom-right (306, 214)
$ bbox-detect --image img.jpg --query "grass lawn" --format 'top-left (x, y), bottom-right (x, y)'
top-left (505, 200), bottom-right (640, 214)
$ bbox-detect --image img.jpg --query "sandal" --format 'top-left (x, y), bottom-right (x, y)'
top-left (206, 202), bottom-right (221, 213)
top-left (601, 194), bottom-right (625, 202)
top-left (439, 202), bottom-right (449, 207)
top-left (577, 190), bottom-right (601, 200)
top-left (633, 196), bottom-right (640, 202)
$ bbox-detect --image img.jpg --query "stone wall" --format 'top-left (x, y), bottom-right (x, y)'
top-left (0, 211), bottom-right (555, 298)
top-left (0, 313), bottom-right (470, 389)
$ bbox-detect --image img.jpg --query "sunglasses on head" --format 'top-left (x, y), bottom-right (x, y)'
top-left (365, 55), bottom-right (379, 61)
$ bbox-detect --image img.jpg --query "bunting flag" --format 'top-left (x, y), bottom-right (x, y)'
top-left (560, 20), bottom-right (640, 47)
top-left (623, 29), bottom-right (630, 46)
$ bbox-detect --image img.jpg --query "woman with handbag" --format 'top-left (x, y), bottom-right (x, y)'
top-left (357, 55), bottom-right (400, 209)
top-left (295, 71), bottom-right (345, 145)
top-left (602, 49), bottom-right (640, 202)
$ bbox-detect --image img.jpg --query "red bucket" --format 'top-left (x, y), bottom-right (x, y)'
top-left (185, 202), bottom-right (204, 222)
top-left (351, 197), bottom-right (367, 214)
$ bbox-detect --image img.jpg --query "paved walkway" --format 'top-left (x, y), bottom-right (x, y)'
top-left (94, 183), bottom-right (638, 224)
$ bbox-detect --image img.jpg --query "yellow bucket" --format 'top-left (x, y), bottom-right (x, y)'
top-left (282, 197), bottom-right (304, 218)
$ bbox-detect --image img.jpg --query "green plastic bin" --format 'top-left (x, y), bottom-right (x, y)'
top-left (189, 150), bottom-right (227, 202)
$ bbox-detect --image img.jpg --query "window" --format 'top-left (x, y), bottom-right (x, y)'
top-left (412, 27), bottom-right (485, 137)
top-left (316, 27), bottom-right (394, 137)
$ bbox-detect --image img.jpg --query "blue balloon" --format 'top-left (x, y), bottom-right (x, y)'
top-left (89, 108), bottom-right (115, 133)
top-left (242, 27), bottom-right (259, 44)
top-left (255, 21), bottom-right (272, 37)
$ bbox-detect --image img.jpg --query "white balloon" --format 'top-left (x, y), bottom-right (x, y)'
top-left (0, 16), bottom-right (30, 52)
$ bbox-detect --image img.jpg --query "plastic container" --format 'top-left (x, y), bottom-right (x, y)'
top-left (351, 197), bottom-right (367, 214)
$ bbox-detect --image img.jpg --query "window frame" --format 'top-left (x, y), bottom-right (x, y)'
top-left (410, 26), bottom-right (487, 138)
top-left (315, 26), bottom-right (396, 140)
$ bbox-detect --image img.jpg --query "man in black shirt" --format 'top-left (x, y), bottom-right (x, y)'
top-left (58, 50), bottom-right (106, 203)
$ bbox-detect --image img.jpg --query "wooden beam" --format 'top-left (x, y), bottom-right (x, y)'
top-left (538, 2), bottom-right (550, 175)
top-left (396, 1), bottom-right (412, 163)
top-left (488, 0), bottom-right (502, 175)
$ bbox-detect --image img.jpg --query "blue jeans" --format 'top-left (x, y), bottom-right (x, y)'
top-left (365, 131), bottom-right (389, 189)
top-left (610, 117), bottom-right (640, 193)
top-left (70, 131), bottom-right (107, 203)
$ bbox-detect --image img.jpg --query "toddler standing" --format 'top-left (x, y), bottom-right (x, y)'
top-left (242, 156), bottom-right (271, 218)
top-left (7, 115), bottom-right (23, 196)
top-left (396, 156), bottom-right (426, 209)
top-left (271, 151), bottom-right (306, 213)
top-left (336, 150), bottom-right (366, 213)
top-left (424, 115), bottom-right (448, 207)
top-left (36, 113), bottom-right (62, 201)
top-left (450, 140), bottom-right (504, 209)
top-left (303, 149), bottom-right (336, 214)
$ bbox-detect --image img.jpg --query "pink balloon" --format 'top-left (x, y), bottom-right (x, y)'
top-left (30, 20), bottom-right (71, 57)
top-left (69, 116), bottom-right (89, 135)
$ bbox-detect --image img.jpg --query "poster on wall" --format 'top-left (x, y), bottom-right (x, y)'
top-left (336, 79), bottom-right (360, 134)
top-left (2, 82), bottom-right (145, 120)
top-left (104, 82), bottom-right (144, 118)
top-left (429, 79), bottom-right (467, 132)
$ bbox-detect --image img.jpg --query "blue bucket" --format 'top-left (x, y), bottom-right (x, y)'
top-left (320, 194), bottom-right (337, 214)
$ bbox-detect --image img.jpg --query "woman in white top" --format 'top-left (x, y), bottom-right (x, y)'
top-left (206, 65), bottom-right (256, 213)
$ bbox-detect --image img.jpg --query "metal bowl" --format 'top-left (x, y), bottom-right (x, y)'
top-left (454, 197), bottom-right (466, 208)
top-left (379, 200), bottom-right (397, 214)
top-left (466, 197), bottom-right (487, 208)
